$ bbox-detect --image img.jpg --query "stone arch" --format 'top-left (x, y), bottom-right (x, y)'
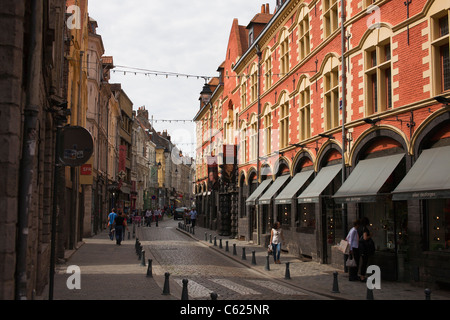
top-left (412, 109), bottom-right (450, 158)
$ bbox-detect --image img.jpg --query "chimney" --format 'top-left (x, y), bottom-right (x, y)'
top-left (266, 4), bottom-right (270, 14)
top-left (261, 4), bottom-right (265, 13)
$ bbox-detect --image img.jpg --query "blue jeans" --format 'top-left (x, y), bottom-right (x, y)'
top-left (272, 243), bottom-right (281, 262)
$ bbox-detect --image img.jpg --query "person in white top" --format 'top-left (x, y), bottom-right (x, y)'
top-left (270, 221), bottom-right (285, 264)
top-left (346, 220), bottom-right (360, 281)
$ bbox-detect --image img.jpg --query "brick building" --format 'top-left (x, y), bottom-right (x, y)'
top-left (195, 0), bottom-right (450, 289)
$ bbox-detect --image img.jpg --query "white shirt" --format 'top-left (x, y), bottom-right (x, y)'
top-left (271, 228), bottom-right (282, 244)
top-left (346, 227), bottom-right (359, 249)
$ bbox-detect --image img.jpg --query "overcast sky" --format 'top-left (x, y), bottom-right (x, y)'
top-left (88, 0), bottom-right (269, 158)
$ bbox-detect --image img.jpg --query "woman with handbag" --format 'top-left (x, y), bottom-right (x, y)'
top-left (270, 222), bottom-right (284, 264)
top-left (359, 217), bottom-right (375, 282)
top-left (346, 220), bottom-right (360, 281)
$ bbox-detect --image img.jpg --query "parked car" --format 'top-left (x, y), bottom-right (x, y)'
top-left (174, 207), bottom-right (188, 220)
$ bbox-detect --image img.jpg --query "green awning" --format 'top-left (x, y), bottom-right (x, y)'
top-left (258, 175), bottom-right (290, 205)
top-left (392, 146), bottom-right (450, 200)
top-left (333, 154), bottom-right (405, 203)
top-left (246, 179), bottom-right (272, 205)
top-left (297, 165), bottom-right (342, 203)
top-left (274, 171), bottom-right (314, 205)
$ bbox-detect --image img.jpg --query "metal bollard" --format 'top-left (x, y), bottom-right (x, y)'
top-left (366, 287), bottom-right (374, 300)
top-left (285, 262), bottom-right (291, 280)
top-left (209, 234), bottom-right (212, 244)
top-left (225, 241), bottom-right (229, 252)
top-left (233, 243), bottom-right (237, 256)
top-left (141, 250), bottom-right (146, 266)
top-left (162, 272), bottom-right (171, 295)
top-left (210, 292), bottom-right (218, 300)
top-left (242, 247), bottom-right (246, 260)
top-left (425, 288), bottom-right (431, 300)
top-left (332, 272), bottom-right (340, 293)
top-left (265, 255), bottom-right (270, 271)
top-left (219, 239), bottom-right (223, 249)
top-left (251, 251), bottom-right (257, 265)
top-left (138, 247), bottom-right (142, 261)
top-left (205, 232), bottom-right (207, 241)
top-left (146, 259), bottom-right (153, 277)
top-left (181, 279), bottom-right (189, 300)
top-left (214, 236), bottom-right (217, 246)
top-left (128, 231), bottom-right (130, 240)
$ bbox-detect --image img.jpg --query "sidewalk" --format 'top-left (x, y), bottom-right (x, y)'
top-left (176, 222), bottom-right (450, 301)
top-left (50, 228), bottom-right (177, 300)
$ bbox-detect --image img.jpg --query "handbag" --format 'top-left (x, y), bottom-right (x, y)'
top-left (268, 244), bottom-right (273, 253)
top-left (338, 239), bottom-right (350, 255)
top-left (346, 255), bottom-right (357, 267)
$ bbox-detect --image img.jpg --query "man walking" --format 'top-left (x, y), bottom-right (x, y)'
top-left (190, 208), bottom-right (198, 228)
top-left (107, 208), bottom-right (117, 240)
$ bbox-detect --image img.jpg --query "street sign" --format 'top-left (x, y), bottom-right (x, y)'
top-left (58, 126), bottom-right (94, 167)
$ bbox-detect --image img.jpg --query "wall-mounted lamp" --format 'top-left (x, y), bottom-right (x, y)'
top-left (434, 95), bottom-right (450, 107)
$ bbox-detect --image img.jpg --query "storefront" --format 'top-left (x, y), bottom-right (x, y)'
top-left (245, 178), bottom-right (272, 243)
top-left (334, 153), bottom-right (408, 280)
top-left (297, 164), bottom-right (343, 264)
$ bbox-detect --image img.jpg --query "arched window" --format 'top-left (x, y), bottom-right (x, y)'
top-left (279, 29), bottom-right (290, 76)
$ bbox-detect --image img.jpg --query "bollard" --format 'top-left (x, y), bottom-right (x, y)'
top-left (251, 251), bottom-right (257, 265)
top-left (265, 255), bottom-right (270, 271)
top-left (205, 232), bottom-right (207, 241)
top-left (242, 247), bottom-right (246, 260)
top-left (233, 243), bottom-right (237, 256)
top-left (425, 288), bottom-right (431, 300)
top-left (128, 231), bottom-right (130, 240)
top-left (209, 234), bottom-right (212, 244)
top-left (181, 279), bottom-right (189, 300)
top-left (214, 236), bottom-right (217, 246)
top-left (285, 262), bottom-right (291, 280)
top-left (210, 292), bottom-right (218, 300)
top-left (366, 287), bottom-right (374, 300)
top-left (225, 241), bottom-right (229, 252)
top-left (133, 224), bottom-right (136, 238)
top-left (146, 259), bottom-right (153, 277)
top-left (192, 226), bottom-right (195, 235)
top-left (141, 250), bottom-right (146, 266)
top-left (331, 272), bottom-right (340, 293)
top-left (219, 239), bottom-right (223, 249)
top-left (162, 272), bottom-right (170, 295)
top-left (138, 247), bottom-right (142, 261)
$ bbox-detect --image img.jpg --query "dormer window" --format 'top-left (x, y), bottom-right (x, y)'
top-left (249, 27), bottom-right (254, 46)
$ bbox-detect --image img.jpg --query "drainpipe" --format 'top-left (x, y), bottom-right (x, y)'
top-left (16, 0), bottom-right (43, 300)
top-left (341, 0), bottom-right (348, 237)
top-left (256, 44), bottom-right (262, 245)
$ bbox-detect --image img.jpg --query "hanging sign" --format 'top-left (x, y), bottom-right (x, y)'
top-left (58, 126), bottom-right (94, 167)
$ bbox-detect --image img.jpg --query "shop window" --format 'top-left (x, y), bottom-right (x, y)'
top-left (432, 12), bottom-right (450, 93)
top-left (365, 41), bottom-right (392, 115)
top-left (296, 203), bottom-right (315, 232)
top-left (278, 204), bottom-right (291, 227)
top-left (425, 199), bottom-right (450, 252)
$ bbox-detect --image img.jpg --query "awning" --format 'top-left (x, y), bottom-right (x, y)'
top-left (392, 146), bottom-right (450, 200)
top-left (246, 179), bottom-right (272, 205)
top-left (274, 171), bottom-right (314, 205)
top-left (297, 164), bottom-right (342, 203)
top-left (258, 175), bottom-right (291, 205)
top-left (333, 154), bottom-right (405, 203)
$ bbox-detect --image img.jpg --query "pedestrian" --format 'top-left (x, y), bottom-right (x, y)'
top-left (346, 219), bottom-right (360, 281)
top-left (107, 208), bottom-right (117, 240)
top-left (190, 208), bottom-right (198, 228)
top-left (270, 221), bottom-right (284, 264)
top-left (145, 209), bottom-right (152, 227)
top-left (113, 210), bottom-right (128, 245)
top-left (359, 217), bottom-right (375, 282)
top-left (155, 208), bottom-right (160, 227)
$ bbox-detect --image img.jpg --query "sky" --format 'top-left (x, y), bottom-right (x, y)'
top-left (88, 0), bottom-right (270, 158)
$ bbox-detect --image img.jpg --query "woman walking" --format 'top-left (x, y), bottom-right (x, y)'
top-left (270, 222), bottom-right (284, 264)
